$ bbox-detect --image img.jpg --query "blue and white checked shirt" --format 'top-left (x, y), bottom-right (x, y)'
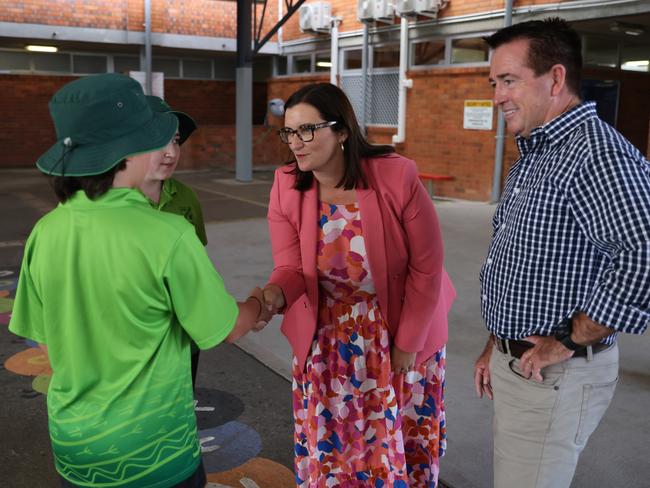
top-left (480, 102), bottom-right (650, 343)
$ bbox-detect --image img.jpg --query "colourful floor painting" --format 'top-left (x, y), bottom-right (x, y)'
top-left (2, 266), bottom-right (294, 487)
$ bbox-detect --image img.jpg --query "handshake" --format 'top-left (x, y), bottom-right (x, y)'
top-left (244, 284), bottom-right (286, 333)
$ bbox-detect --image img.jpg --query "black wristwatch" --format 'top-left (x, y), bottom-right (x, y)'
top-left (555, 320), bottom-right (583, 351)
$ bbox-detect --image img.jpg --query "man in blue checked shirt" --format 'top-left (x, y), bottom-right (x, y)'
top-left (473, 18), bottom-right (650, 488)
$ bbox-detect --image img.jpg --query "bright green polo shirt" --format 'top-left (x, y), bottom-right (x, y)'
top-left (156, 178), bottom-right (207, 246)
top-left (9, 188), bottom-right (238, 487)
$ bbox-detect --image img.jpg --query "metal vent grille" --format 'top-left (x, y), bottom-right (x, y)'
top-left (341, 72), bottom-right (399, 126)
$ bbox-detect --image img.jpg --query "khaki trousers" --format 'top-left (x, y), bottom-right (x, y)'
top-left (490, 343), bottom-right (618, 488)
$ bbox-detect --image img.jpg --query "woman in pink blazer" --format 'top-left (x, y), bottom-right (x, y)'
top-left (262, 83), bottom-right (456, 487)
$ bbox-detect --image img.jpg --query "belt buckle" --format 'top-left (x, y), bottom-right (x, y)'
top-left (493, 337), bottom-right (510, 355)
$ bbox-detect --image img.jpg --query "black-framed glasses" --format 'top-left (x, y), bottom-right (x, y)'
top-left (278, 121), bottom-right (337, 144)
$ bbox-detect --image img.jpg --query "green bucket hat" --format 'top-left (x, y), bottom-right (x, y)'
top-left (146, 96), bottom-right (197, 145)
top-left (37, 73), bottom-right (178, 177)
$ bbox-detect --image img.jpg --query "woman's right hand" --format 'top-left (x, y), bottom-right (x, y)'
top-left (262, 284), bottom-right (285, 315)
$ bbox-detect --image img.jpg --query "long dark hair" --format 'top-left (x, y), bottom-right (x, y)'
top-left (284, 83), bottom-right (395, 191)
top-left (51, 160), bottom-right (127, 203)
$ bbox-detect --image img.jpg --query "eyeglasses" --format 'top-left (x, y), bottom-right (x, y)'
top-left (278, 121), bottom-right (337, 144)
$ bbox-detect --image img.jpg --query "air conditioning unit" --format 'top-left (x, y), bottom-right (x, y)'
top-left (358, 0), bottom-right (394, 23)
top-left (373, 0), bottom-right (395, 22)
top-left (395, 0), bottom-right (418, 16)
top-left (414, 0), bottom-right (446, 17)
top-left (299, 2), bottom-right (332, 33)
top-left (396, 0), bottom-right (448, 17)
top-left (357, 0), bottom-right (374, 22)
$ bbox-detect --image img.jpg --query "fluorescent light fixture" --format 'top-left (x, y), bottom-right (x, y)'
top-left (316, 61), bottom-right (332, 68)
top-left (26, 45), bottom-right (58, 53)
top-left (609, 22), bottom-right (645, 36)
top-left (621, 60), bottom-right (649, 72)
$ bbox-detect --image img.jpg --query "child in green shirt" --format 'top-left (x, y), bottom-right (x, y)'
top-left (9, 73), bottom-right (269, 488)
top-left (140, 96), bottom-right (207, 389)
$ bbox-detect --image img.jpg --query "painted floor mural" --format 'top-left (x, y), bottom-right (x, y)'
top-left (1, 266), bottom-right (295, 488)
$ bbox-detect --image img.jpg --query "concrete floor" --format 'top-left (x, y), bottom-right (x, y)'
top-left (2, 168), bottom-right (649, 487)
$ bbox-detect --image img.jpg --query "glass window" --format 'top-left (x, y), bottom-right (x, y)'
top-left (32, 53), bottom-right (70, 72)
top-left (73, 55), bottom-right (107, 74)
top-left (292, 54), bottom-right (312, 74)
top-left (114, 56), bottom-right (140, 74)
top-left (412, 40), bottom-right (446, 66)
top-left (584, 36), bottom-right (618, 68)
top-left (254, 56), bottom-right (273, 81)
top-left (344, 49), bottom-right (362, 70)
top-left (315, 52), bottom-right (331, 72)
top-left (214, 56), bottom-right (236, 80)
top-left (275, 55), bottom-right (288, 76)
top-left (0, 50), bottom-right (30, 70)
top-left (152, 58), bottom-right (180, 77)
top-left (183, 59), bottom-right (212, 79)
top-left (373, 45), bottom-right (400, 68)
top-left (451, 38), bottom-right (489, 64)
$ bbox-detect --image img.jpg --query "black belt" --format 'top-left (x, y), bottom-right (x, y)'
top-left (493, 336), bottom-right (611, 359)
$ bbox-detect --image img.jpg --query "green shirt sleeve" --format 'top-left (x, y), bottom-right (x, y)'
top-left (160, 179), bottom-right (208, 246)
top-left (163, 229), bottom-right (237, 349)
top-left (9, 234), bottom-right (46, 344)
top-left (190, 197), bottom-right (208, 246)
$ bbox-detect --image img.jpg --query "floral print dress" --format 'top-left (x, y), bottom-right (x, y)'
top-left (292, 201), bottom-right (447, 488)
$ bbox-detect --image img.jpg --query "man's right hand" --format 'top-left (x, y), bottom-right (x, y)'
top-left (474, 336), bottom-right (494, 400)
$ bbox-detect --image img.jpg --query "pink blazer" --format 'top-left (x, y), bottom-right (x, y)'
top-left (268, 153), bottom-right (456, 370)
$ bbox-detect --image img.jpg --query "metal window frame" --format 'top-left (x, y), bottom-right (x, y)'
top-left (340, 47), bottom-right (363, 74)
top-left (448, 32), bottom-right (492, 66)
top-left (409, 37), bottom-right (447, 68)
top-left (181, 58), bottom-right (215, 80)
top-left (407, 32), bottom-right (493, 70)
top-left (272, 55), bottom-right (289, 77)
top-left (71, 53), bottom-right (108, 75)
top-left (370, 41), bottom-right (401, 72)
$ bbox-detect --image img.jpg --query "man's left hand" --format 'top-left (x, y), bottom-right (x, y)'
top-left (519, 335), bottom-right (574, 382)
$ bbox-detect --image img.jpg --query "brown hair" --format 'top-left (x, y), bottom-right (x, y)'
top-left (283, 83), bottom-right (395, 191)
top-left (484, 17), bottom-right (583, 97)
top-left (51, 160), bottom-right (127, 203)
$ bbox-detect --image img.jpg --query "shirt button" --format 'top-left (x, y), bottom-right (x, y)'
top-left (513, 187), bottom-right (520, 194)
top-left (501, 223), bottom-right (506, 230)
top-left (482, 294), bottom-right (488, 301)
top-left (487, 258), bottom-right (493, 265)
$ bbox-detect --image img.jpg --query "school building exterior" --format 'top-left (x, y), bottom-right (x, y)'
top-left (1, 0), bottom-right (649, 200)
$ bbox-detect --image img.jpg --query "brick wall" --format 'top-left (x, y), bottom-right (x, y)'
top-left (267, 70), bottom-right (509, 200)
top-left (267, 66), bottom-right (648, 201)
top-left (0, 74), bottom-right (273, 169)
top-left (0, 74), bottom-right (67, 169)
top-left (281, 0), bottom-right (560, 40)
top-left (0, 0), bottom-right (277, 40)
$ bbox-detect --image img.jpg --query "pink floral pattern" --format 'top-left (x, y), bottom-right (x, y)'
top-left (292, 201), bottom-right (446, 487)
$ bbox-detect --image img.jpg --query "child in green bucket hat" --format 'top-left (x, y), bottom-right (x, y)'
top-left (9, 73), bottom-right (270, 488)
top-left (140, 95), bottom-right (206, 390)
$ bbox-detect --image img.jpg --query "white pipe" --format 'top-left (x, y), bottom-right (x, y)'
top-left (330, 17), bottom-right (340, 86)
top-left (144, 0), bottom-right (152, 95)
top-left (277, 0), bottom-right (283, 51)
top-left (392, 16), bottom-right (412, 145)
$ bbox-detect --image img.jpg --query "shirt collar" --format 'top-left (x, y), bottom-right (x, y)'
top-left (516, 101), bottom-right (598, 156)
top-left (65, 187), bottom-right (150, 208)
top-left (157, 178), bottom-right (178, 208)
